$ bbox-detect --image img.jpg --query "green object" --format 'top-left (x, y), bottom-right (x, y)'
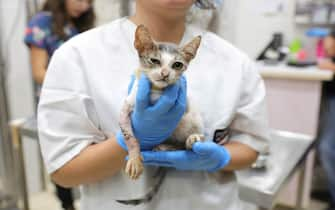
top-left (289, 39), bottom-right (302, 54)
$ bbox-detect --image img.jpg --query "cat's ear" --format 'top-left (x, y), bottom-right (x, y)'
top-left (134, 25), bottom-right (157, 56)
top-left (180, 36), bottom-right (201, 62)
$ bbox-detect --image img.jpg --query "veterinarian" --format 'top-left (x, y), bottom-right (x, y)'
top-left (24, 0), bottom-right (95, 209)
top-left (37, 0), bottom-right (270, 210)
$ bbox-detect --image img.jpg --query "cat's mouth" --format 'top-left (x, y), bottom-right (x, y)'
top-left (157, 78), bottom-right (169, 82)
top-left (155, 77), bottom-right (179, 85)
top-left (153, 79), bottom-right (170, 88)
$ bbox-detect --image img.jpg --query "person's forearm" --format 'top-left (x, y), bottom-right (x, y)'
top-left (222, 141), bottom-right (258, 171)
top-left (33, 68), bottom-right (46, 85)
top-left (51, 136), bottom-right (127, 188)
top-left (30, 46), bottom-right (48, 85)
top-left (318, 61), bottom-right (335, 71)
top-left (328, 63), bottom-right (335, 71)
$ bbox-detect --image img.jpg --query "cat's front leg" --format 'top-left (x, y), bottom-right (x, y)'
top-left (185, 134), bottom-right (205, 150)
top-left (119, 101), bottom-right (143, 180)
top-left (172, 102), bottom-right (205, 150)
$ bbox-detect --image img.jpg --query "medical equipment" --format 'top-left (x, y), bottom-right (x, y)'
top-left (257, 33), bottom-right (287, 64)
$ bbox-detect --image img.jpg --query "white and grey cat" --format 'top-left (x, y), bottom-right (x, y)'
top-left (119, 25), bottom-right (204, 180)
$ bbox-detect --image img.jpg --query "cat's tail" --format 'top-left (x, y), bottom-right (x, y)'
top-left (115, 167), bottom-right (167, 205)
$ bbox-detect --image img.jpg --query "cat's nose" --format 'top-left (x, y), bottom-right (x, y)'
top-left (161, 69), bottom-right (170, 78)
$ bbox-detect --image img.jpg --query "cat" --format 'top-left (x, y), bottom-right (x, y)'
top-left (119, 25), bottom-right (204, 180)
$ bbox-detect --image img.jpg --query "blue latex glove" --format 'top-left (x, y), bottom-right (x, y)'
top-left (117, 74), bottom-right (187, 151)
top-left (141, 142), bottom-right (231, 172)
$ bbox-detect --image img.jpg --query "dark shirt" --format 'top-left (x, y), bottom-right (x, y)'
top-left (323, 57), bottom-right (335, 96)
top-left (24, 11), bottom-right (79, 58)
top-left (24, 12), bottom-right (79, 99)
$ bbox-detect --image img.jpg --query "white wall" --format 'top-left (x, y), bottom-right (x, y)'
top-left (0, 0), bottom-right (39, 194)
top-left (222, 0), bottom-right (296, 59)
top-left (1, 1), bottom-right (35, 119)
top-left (94, 0), bottom-right (123, 25)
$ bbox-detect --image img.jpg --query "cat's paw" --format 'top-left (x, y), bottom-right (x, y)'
top-left (125, 155), bottom-right (144, 180)
top-left (186, 134), bottom-right (205, 150)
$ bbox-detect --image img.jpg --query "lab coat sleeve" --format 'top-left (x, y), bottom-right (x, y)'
top-left (229, 57), bottom-right (270, 155)
top-left (37, 47), bottom-right (106, 174)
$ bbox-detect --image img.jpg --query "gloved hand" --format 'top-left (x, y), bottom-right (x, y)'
top-left (117, 74), bottom-right (187, 150)
top-left (141, 141), bottom-right (231, 172)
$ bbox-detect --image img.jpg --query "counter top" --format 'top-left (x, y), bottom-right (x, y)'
top-left (258, 63), bottom-right (334, 81)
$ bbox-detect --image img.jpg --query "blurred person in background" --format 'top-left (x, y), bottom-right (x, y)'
top-left (317, 29), bottom-right (335, 210)
top-left (24, 0), bottom-right (96, 210)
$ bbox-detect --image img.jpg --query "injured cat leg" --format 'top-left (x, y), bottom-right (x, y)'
top-left (171, 104), bottom-right (205, 150)
top-left (119, 101), bottom-right (143, 180)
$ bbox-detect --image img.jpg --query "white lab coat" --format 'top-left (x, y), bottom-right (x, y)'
top-left (38, 17), bottom-right (270, 210)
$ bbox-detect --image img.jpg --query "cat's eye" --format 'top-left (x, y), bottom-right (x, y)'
top-left (149, 58), bottom-right (161, 65)
top-left (172, 62), bottom-right (184, 70)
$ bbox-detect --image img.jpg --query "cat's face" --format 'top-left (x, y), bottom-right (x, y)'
top-left (134, 25), bottom-right (201, 89)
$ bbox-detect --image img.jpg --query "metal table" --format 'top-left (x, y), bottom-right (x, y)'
top-left (9, 117), bottom-right (43, 210)
top-left (10, 117), bottom-right (314, 210)
top-left (237, 130), bottom-right (314, 209)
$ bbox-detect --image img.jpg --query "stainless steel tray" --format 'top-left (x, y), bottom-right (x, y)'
top-left (237, 130), bottom-right (314, 209)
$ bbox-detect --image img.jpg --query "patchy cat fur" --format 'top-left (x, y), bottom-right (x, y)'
top-left (119, 25), bottom-right (204, 180)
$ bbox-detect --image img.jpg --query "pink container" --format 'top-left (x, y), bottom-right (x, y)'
top-left (317, 39), bottom-right (326, 59)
